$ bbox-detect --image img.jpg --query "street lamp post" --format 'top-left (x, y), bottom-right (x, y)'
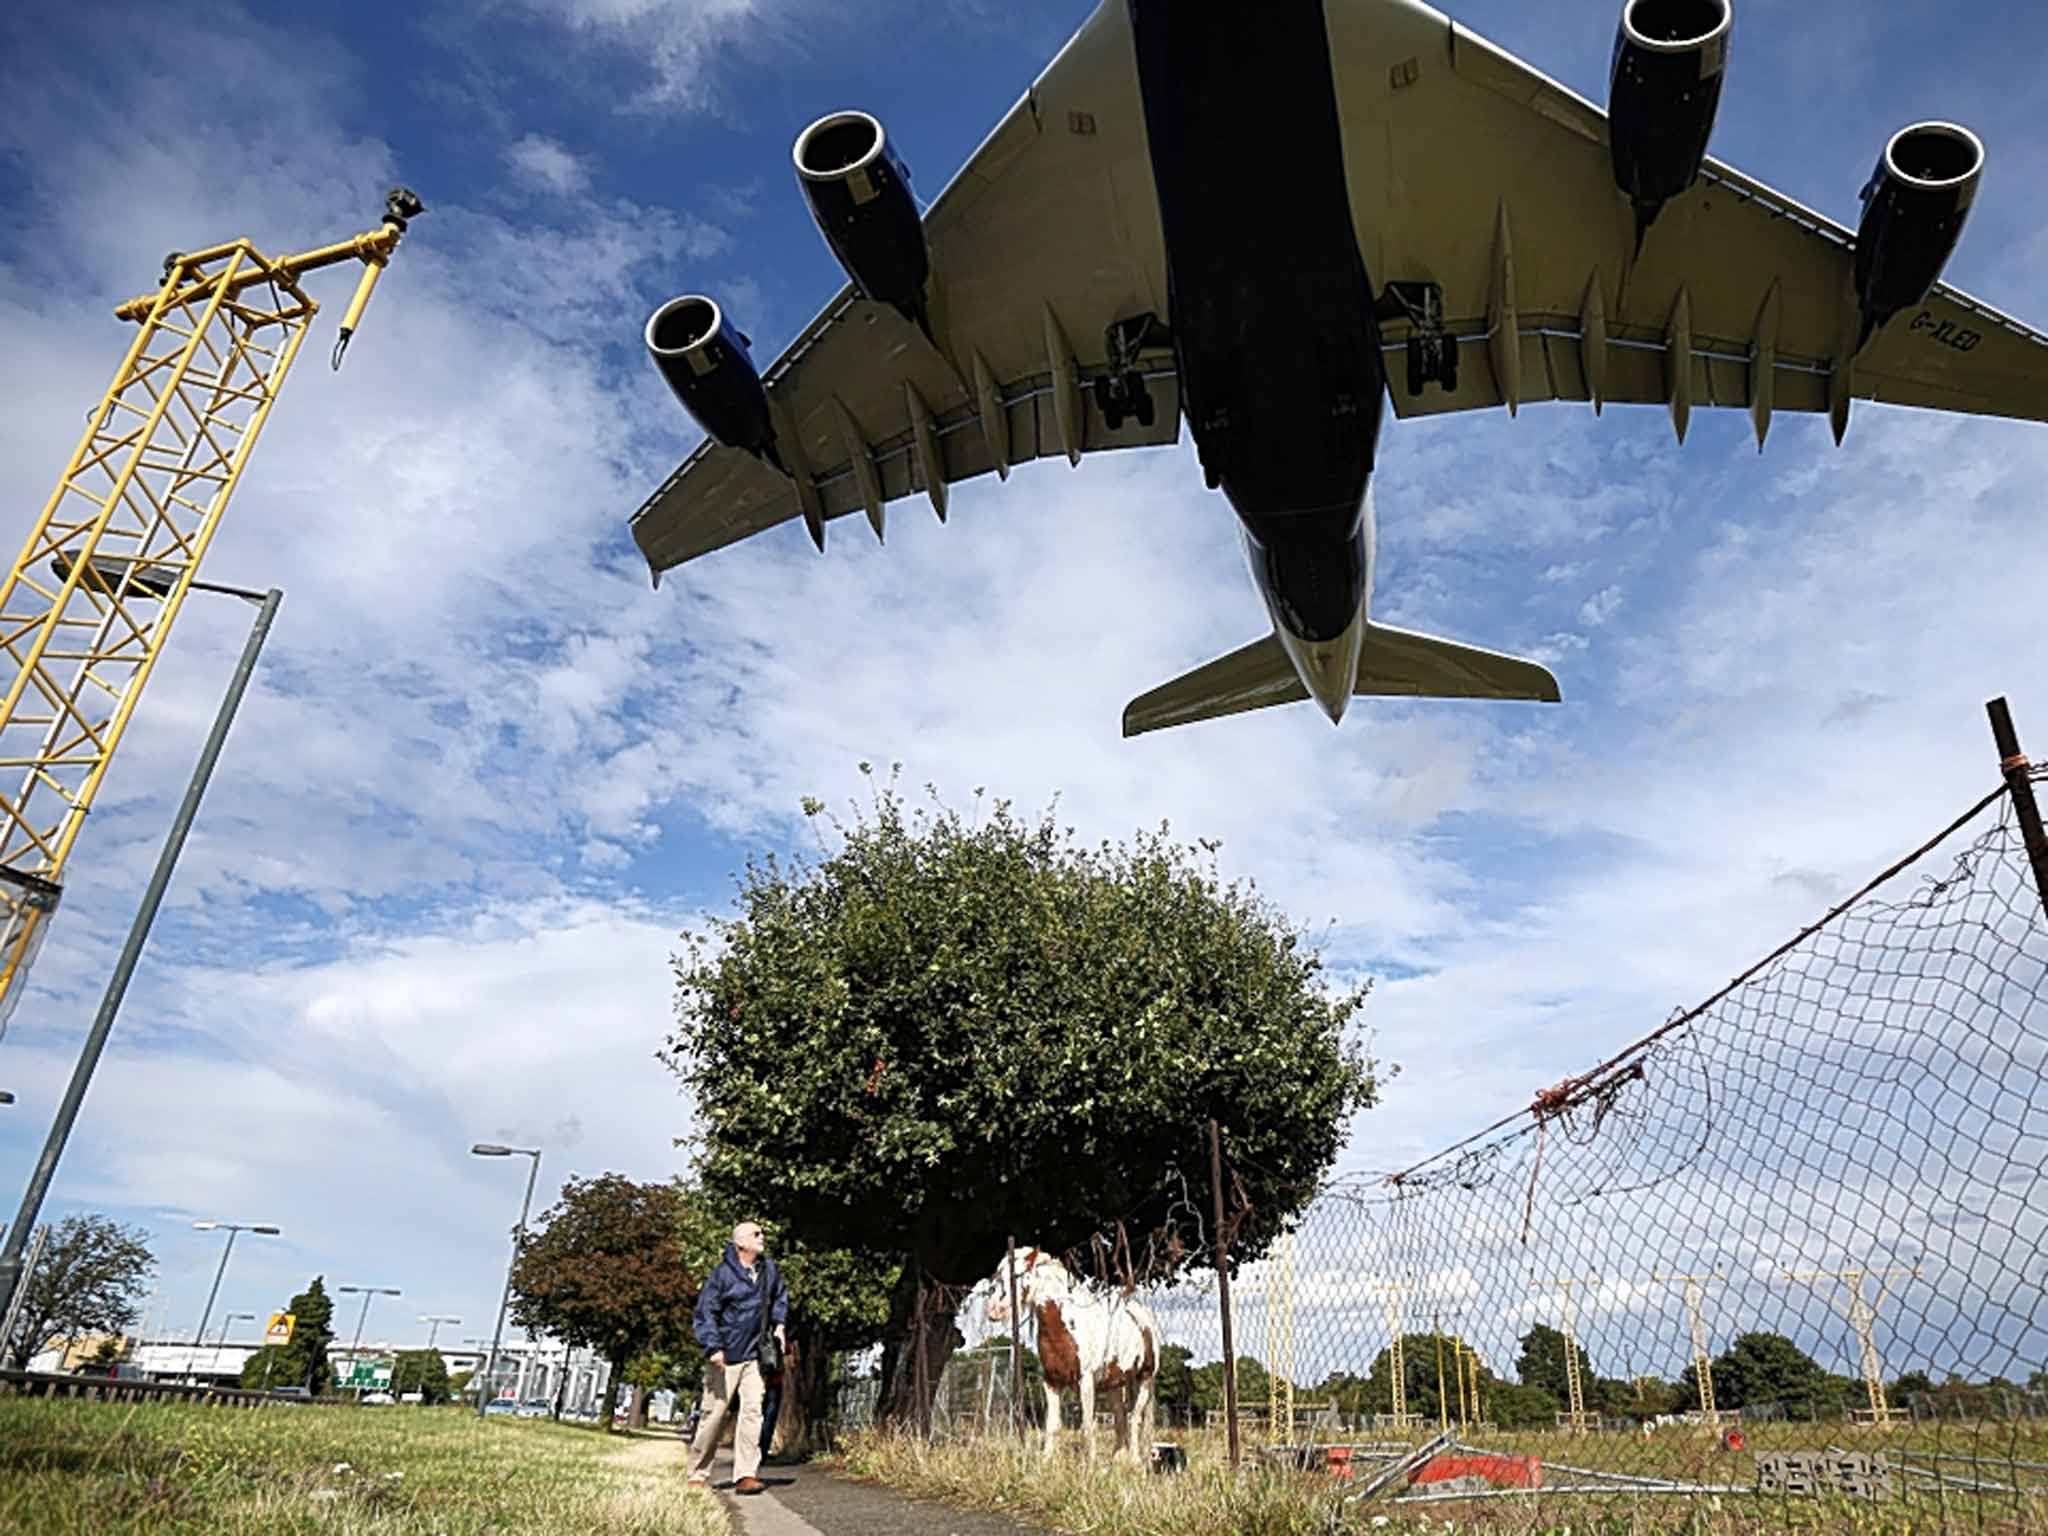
top-left (337, 1284), bottom-right (401, 1400)
top-left (211, 1311), bottom-right (255, 1383)
top-left (0, 586), bottom-right (283, 1325)
top-left (419, 1314), bottom-right (460, 1351)
top-left (187, 1222), bottom-right (279, 1384)
top-left (470, 1142), bottom-right (540, 1421)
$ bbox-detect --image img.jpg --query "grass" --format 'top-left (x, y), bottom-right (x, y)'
top-left (0, 1398), bottom-right (732, 1535)
top-left (832, 1420), bottom-right (2048, 1536)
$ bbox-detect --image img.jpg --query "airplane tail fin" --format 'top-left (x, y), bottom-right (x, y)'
top-left (1121, 623), bottom-right (1560, 738)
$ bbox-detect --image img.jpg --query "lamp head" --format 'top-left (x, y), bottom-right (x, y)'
top-left (471, 1143), bottom-right (512, 1157)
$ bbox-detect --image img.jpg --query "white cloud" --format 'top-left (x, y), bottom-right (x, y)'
top-left (1578, 584), bottom-right (1626, 627)
top-left (505, 132), bottom-right (592, 195)
top-left (510, 0), bottom-right (791, 113)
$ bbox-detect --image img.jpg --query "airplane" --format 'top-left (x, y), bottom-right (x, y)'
top-left (628, 0), bottom-right (2048, 737)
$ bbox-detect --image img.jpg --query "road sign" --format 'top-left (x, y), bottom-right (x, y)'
top-left (265, 1312), bottom-right (295, 1346)
top-left (335, 1360), bottom-right (391, 1390)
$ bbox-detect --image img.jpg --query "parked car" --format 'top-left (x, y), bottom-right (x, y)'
top-left (515, 1399), bottom-right (552, 1419)
top-left (483, 1398), bottom-right (520, 1416)
top-left (361, 1392), bottom-right (396, 1407)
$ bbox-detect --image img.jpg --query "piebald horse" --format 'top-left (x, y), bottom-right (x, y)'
top-left (986, 1247), bottom-right (1159, 1464)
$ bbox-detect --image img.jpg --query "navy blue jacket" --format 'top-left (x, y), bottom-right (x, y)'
top-left (693, 1245), bottom-right (788, 1364)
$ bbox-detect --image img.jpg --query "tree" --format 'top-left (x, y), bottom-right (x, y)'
top-left (1515, 1323), bottom-right (1596, 1405)
top-left (1190, 1354), bottom-right (1272, 1418)
top-left (1361, 1332), bottom-right (1478, 1425)
top-left (393, 1349), bottom-right (451, 1404)
top-left (1488, 1381), bottom-right (1562, 1429)
top-left (239, 1277), bottom-right (335, 1394)
top-left (1695, 1331), bottom-right (1830, 1410)
top-left (509, 1174), bottom-right (699, 1433)
top-left (3, 1214), bottom-right (154, 1370)
top-left (665, 780), bottom-right (1379, 1425)
top-left (1156, 1344), bottom-right (1198, 1423)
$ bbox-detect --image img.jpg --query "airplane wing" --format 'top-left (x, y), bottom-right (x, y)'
top-left (630, 6), bottom-right (1179, 578)
top-left (1364, 17), bottom-right (2048, 437)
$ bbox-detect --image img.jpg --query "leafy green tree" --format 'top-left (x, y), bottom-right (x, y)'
top-left (1693, 1332), bottom-right (1831, 1410)
top-left (391, 1349), bottom-right (450, 1403)
top-left (1488, 1381), bottom-right (1563, 1428)
top-left (509, 1174), bottom-right (698, 1433)
top-left (1191, 1354), bottom-right (1271, 1417)
top-left (1360, 1332), bottom-right (1477, 1425)
top-left (2, 1214), bottom-right (155, 1370)
top-left (238, 1277), bottom-right (336, 1394)
top-left (1514, 1323), bottom-right (1596, 1404)
top-left (1156, 1344), bottom-right (1198, 1423)
top-left (665, 779), bottom-right (1378, 1424)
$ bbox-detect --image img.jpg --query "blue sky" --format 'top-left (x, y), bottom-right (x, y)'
top-left (1, 0), bottom-right (2045, 1368)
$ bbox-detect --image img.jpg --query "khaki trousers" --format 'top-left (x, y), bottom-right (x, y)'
top-left (689, 1359), bottom-right (765, 1482)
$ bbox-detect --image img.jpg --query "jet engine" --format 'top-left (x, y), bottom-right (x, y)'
top-left (793, 110), bottom-right (932, 333)
top-left (644, 295), bottom-right (778, 463)
top-left (1608, 0), bottom-right (1732, 241)
top-left (1854, 121), bottom-right (1984, 346)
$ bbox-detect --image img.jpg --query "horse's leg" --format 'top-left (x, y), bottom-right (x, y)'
top-left (1112, 1387), bottom-right (1130, 1465)
top-left (1041, 1382), bottom-right (1061, 1460)
top-left (1078, 1372), bottom-right (1098, 1461)
top-left (1129, 1376), bottom-right (1156, 1466)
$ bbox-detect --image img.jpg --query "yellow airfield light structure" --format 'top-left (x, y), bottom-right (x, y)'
top-left (1653, 1269), bottom-right (1729, 1424)
top-left (1370, 1278), bottom-right (1416, 1427)
top-left (1263, 1227), bottom-right (1296, 1442)
top-left (1534, 1274), bottom-right (1600, 1432)
top-left (0, 189), bottom-right (423, 1038)
top-left (1782, 1265), bottom-right (1922, 1426)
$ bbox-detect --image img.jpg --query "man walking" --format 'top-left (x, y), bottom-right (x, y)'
top-left (687, 1220), bottom-right (788, 1495)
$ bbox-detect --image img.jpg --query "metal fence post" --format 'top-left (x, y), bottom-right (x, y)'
top-left (1005, 1234), bottom-right (1025, 1440)
top-left (1988, 697), bottom-right (2048, 919)
top-left (1210, 1118), bottom-right (1240, 1470)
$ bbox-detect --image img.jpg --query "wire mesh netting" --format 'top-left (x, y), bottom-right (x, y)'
top-left (916, 787), bottom-right (2048, 1529)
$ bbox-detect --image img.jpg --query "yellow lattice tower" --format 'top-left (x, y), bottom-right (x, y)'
top-left (1264, 1228), bottom-right (1295, 1442)
top-left (1653, 1270), bottom-right (1728, 1423)
top-left (1370, 1278), bottom-right (1411, 1426)
top-left (1782, 1266), bottom-right (1921, 1425)
top-left (1533, 1275), bottom-right (1599, 1432)
top-left (0, 191), bottom-right (421, 1036)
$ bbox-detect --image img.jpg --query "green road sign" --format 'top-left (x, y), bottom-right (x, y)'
top-left (335, 1360), bottom-right (392, 1390)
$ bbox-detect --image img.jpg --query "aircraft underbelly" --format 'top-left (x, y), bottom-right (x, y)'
top-left (1125, 0), bottom-right (1388, 645)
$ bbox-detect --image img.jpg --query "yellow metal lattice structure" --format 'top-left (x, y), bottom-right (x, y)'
top-left (1535, 1274), bottom-right (1599, 1432)
top-left (0, 197), bottom-right (418, 1037)
top-left (1783, 1265), bottom-right (1921, 1426)
top-left (1654, 1269), bottom-right (1727, 1423)
top-left (1264, 1228), bottom-right (1295, 1442)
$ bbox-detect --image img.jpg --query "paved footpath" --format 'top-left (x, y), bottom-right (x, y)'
top-left (697, 1447), bottom-right (1042, 1536)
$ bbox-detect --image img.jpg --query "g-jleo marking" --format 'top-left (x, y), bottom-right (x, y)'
top-left (1910, 310), bottom-right (1983, 352)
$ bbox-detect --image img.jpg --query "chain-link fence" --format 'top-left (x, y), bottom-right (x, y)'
top-left (900, 781), bottom-right (2048, 1525)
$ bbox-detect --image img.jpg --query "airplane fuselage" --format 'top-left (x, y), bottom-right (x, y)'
top-left (1126, 0), bottom-right (1387, 721)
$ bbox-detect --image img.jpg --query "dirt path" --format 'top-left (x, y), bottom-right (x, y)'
top-left (694, 1447), bottom-right (1042, 1536)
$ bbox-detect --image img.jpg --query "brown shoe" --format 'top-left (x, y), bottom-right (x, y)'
top-left (734, 1477), bottom-right (767, 1495)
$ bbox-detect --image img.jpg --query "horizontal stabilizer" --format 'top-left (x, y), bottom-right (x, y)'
top-left (1122, 623), bottom-right (1560, 738)
top-left (1122, 635), bottom-right (1306, 737)
top-left (1352, 621), bottom-right (1562, 703)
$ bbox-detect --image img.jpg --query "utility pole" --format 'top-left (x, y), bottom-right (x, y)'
top-left (1370, 1279), bottom-right (1412, 1428)
top-left (1653, 1271), bottom-right (1727, 1424)
top-left (1004, 1236), bottom-right (1024, 1440)
top-left (1533, 1276), bottom-right (1600, 1432)
top-left (1782, 1267), bottom-right (1920, 1425)
top-left (1988, 698), bottom-right (2048, 919)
